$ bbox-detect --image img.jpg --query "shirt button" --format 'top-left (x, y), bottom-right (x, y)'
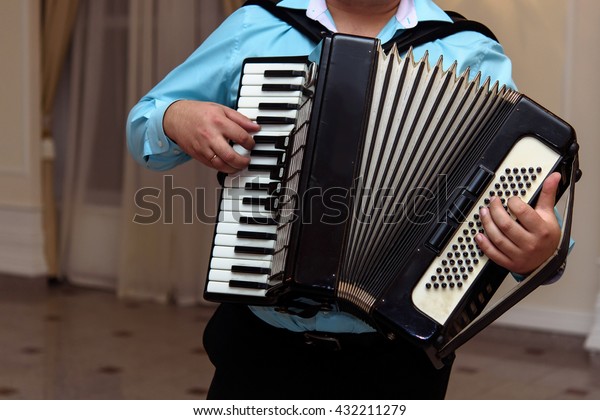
top-left (157, 140), bottom-right (164, 148)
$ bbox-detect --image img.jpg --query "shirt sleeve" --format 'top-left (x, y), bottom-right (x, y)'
top-left (126, 9), bottom-right (249, 171)
top-left (411, 30), bottom-right (516, 90)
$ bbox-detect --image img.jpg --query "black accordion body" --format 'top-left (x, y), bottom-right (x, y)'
top-left (205, 34), bottom-right (579, 366)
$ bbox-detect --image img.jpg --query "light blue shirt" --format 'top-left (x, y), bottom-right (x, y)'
top-left (126, 0), bottom-right (516, 333)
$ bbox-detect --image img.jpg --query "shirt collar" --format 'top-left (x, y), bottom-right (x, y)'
top-left (278, 0), bottom-right (452, 34)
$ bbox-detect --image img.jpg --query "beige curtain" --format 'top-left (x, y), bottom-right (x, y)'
top-left (41, 0), bottom-right (80, 278)
top-left (222, 0), bottom-right (245, 16)
top-left (119, 0), bottom-right (224, 304)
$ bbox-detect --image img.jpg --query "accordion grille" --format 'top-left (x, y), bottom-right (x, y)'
top-left (271, 99), bottom-right (313, 279)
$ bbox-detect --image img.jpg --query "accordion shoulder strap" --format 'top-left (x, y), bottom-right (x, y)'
top-left (242, 0), bottom-right (499, 51)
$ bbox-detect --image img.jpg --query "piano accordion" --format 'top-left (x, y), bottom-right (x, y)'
top-left (205, 34), bottom-right (579, 367)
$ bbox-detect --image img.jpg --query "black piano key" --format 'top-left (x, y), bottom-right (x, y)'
top-left (253, 135), bottom-right (282, 143)
top-left (237, 230), bottom-right (277, 241)
top-left (229, 280), bottom-right (269, 290)
top-left (242, 197), bottom-right (266, 206)
top-left (253, 135), bottom-right (289, 149)
top-left (256, 116), bottom-right (296, 125)
top-left (231, 265), bottom-right (271, 275)
top-left (234, 245), bottom-right (275, 255)
top-left (248, 164), bottom-right (284, 180)
top-left (251, 149), bottom-right (284, 158)
top-left (240, 216), bottom-right (277, 225)
top-left (263, 70), bottom-right (306, 78)
top-left (245, 181), bottom-right (281, 195)
top-left (261, 84), bottom-right (312, 97)
top-left (250, 151), bottom-right (286, 166)
top-left (262, 83), bottom-right (303, 92)
top-left (242, 197), bottom-right (279, 211)
top-left (258, 102), bottom-right (299, 110)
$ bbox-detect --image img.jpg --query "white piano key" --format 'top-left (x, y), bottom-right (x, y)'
top-left (217, 210), bottom-right (276, 223)
top-left (220, 199), bottom-right (275, 214)
top-left (221, 188), bottom-right (271, 200)
top-left (216, 222), bottom-right (277, 235)
top-left (224, 175), bottom-right (278, 188)
top-left (252, 130), bottom-right (293, 137)
top-left (208, 269), bottom-right (269, 283)
top-left (238, 96), bottom-right (301, 108)
top-left (243, 62), bottom-right (308, 74)
top-left (206, 281), bottom-right (269, 297)
top-left (238, 108), bottom-right (299, 120)
top-left (231, 167), bottom-right (277, 180)
top-left (214, 233), bottom-right (275, 249)
top-left (233, 143), bottom-right (280, 154)
top-left (248, 155), bottom-right (280, 166)
top-left (210, 257), bottom-right (273, 271)
top-left (212, 245), bottom-right (273, 261)
top-left (254, 123), bottom-right (296, 132)
top-left (242, 74), bottom-right (305, 86)
top-left (232, 147), bottom-right (251, 159)
top-left (240, 85), bottom-right (304, 98)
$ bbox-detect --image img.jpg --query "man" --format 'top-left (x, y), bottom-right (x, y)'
top-left (127, 0), bottom-right (561, 399)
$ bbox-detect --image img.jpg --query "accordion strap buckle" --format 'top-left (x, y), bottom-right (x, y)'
top-left (303, 332), bottom-right (342, 351)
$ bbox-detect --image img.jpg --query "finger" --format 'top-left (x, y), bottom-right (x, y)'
top-left (505, 195), bottom-right (545, 234)
top-left (222, 106), bottom-right (261, 132)
top-left (474, 231), bottom-right (513, 269)
top-left (221, 121), bottom-right (257, 151)
top-left (210, 137), bottom-right (251, 170)
top-left (209, 154), bottom-right (239, 174)
top-left (222, 107), bottom-right (259, 150)
top-left (484, 197), bottom-right (530, 249)
top-left (535, 172), bottom-right (561, 214)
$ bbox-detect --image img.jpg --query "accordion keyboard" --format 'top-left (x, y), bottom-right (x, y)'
top-left (206, 60), bottom-right (315, 298)
top-left (412, 136), bottom-right (562, 325)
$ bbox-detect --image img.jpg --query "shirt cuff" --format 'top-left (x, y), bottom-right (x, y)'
top-left (142, 100), bottom-right (189, 170)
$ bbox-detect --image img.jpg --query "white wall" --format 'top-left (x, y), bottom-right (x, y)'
top-left (0, 0), bottom-right (47, 276)
top-left (437, 0), bottom-right (600, 338)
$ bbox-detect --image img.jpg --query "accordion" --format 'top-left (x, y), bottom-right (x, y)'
top-left (205, 34), bottom-right (580, 367)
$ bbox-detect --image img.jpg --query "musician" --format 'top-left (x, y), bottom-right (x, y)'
top-left (127, 0), bottom-right (563, 399)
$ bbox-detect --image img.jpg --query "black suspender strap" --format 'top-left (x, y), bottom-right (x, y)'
top-left (243, 0), bottom-right (331, 43)
top-left (242, 0), bottom-right (499, 52)
top-left (384, 11), bottom-right (498, 52)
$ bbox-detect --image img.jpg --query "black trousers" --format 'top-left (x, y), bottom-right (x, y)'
top-left (203, 303), bottom-right (453, 400)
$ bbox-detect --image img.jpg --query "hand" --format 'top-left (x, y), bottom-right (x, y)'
top-left (474, 172), bottom-right (562, 275)
top-left (163, 100), bottom-right (259, 173)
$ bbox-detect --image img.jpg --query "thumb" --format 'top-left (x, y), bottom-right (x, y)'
top-left (222, 106), bottom-right (261, 132)
top-left (535, 172), bottom-right (561, 214)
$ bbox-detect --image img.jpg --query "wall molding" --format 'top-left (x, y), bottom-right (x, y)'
top-left (0, 205), bottom-right (47, 277)
top-left (493, 305), bottom-right (593, 337)
top-left (584, 258), bottom-right (600, 352)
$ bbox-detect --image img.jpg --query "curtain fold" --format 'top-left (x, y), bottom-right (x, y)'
top-left (117, 0), bottom-right (223, 305)
top-left (41, 0), bottom-right (80, 278)
top-left (222, 0), bottom-right (245, 16)
top-left (56, 0), bottom-right (226, 304)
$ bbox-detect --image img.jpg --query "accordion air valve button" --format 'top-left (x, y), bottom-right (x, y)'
top-left (568, 142), bottom-right (580, 156)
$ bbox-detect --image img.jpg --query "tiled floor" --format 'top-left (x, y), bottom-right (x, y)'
top-left (1, 274), bottom-right (599, 400)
